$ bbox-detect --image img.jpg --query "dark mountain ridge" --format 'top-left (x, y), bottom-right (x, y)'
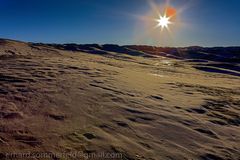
top-left (1, 38), bottom-right (240, 63)
top-left (33, 42), bottom-right (240, 63)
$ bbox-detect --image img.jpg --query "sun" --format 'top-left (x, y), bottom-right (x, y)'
top-left (155, 14), bottom-right (172, 30)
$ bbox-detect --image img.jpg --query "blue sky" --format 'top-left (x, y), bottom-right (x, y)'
top-left (0, 0), bottom-right (239, 46)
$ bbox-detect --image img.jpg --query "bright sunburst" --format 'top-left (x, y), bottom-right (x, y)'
top-left (155, 14), bottom-right (172, 30)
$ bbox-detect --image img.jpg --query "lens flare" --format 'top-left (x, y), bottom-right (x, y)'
top-left (166, 6), bottom-right (177, 18)
top-left (132, 0), bottom-right (188, 46)
top-left (155, 6), bottom-right (176, 31)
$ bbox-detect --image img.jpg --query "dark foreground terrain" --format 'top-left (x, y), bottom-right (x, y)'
top-left (0, 39), bottom-right (240, 160)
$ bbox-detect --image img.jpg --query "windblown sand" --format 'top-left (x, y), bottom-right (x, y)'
top-left (0, 40), bottom-right (240, 160)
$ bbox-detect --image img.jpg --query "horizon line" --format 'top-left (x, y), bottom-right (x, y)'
top-left (1, 37), bottom-right (240, 48)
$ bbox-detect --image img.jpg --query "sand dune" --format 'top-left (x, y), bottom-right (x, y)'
top-left (0, 39), bottom-right (239, 160)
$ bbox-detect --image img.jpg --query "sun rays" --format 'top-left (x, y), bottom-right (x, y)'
top-left (132, 0), bottom-right (188, 46)
top-left (155, 14), bottom-right (172, 30)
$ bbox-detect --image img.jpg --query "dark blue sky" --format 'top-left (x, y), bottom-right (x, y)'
top-left (0, 0), bottom-right (239, 46)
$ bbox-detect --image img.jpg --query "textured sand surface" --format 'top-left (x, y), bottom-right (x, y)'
top-left (0, 39), bottom-right (240, 160)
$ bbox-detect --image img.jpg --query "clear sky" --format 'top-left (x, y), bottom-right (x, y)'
top-left (0, 0), bottom-right (239, 46)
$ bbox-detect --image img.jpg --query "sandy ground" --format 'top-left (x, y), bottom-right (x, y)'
top-left (0, 40), bottom-right (240, 160)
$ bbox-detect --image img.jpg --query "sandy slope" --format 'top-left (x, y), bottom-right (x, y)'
top-left (0, 40), bottom-right (240, 160)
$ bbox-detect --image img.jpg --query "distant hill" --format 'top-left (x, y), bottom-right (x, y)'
top-left (125, 45), bottom-right (240, 63)
top-left (1, 38), bottom-right (240, 63)
top-left (43, 43), bottom-right (240, 63)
